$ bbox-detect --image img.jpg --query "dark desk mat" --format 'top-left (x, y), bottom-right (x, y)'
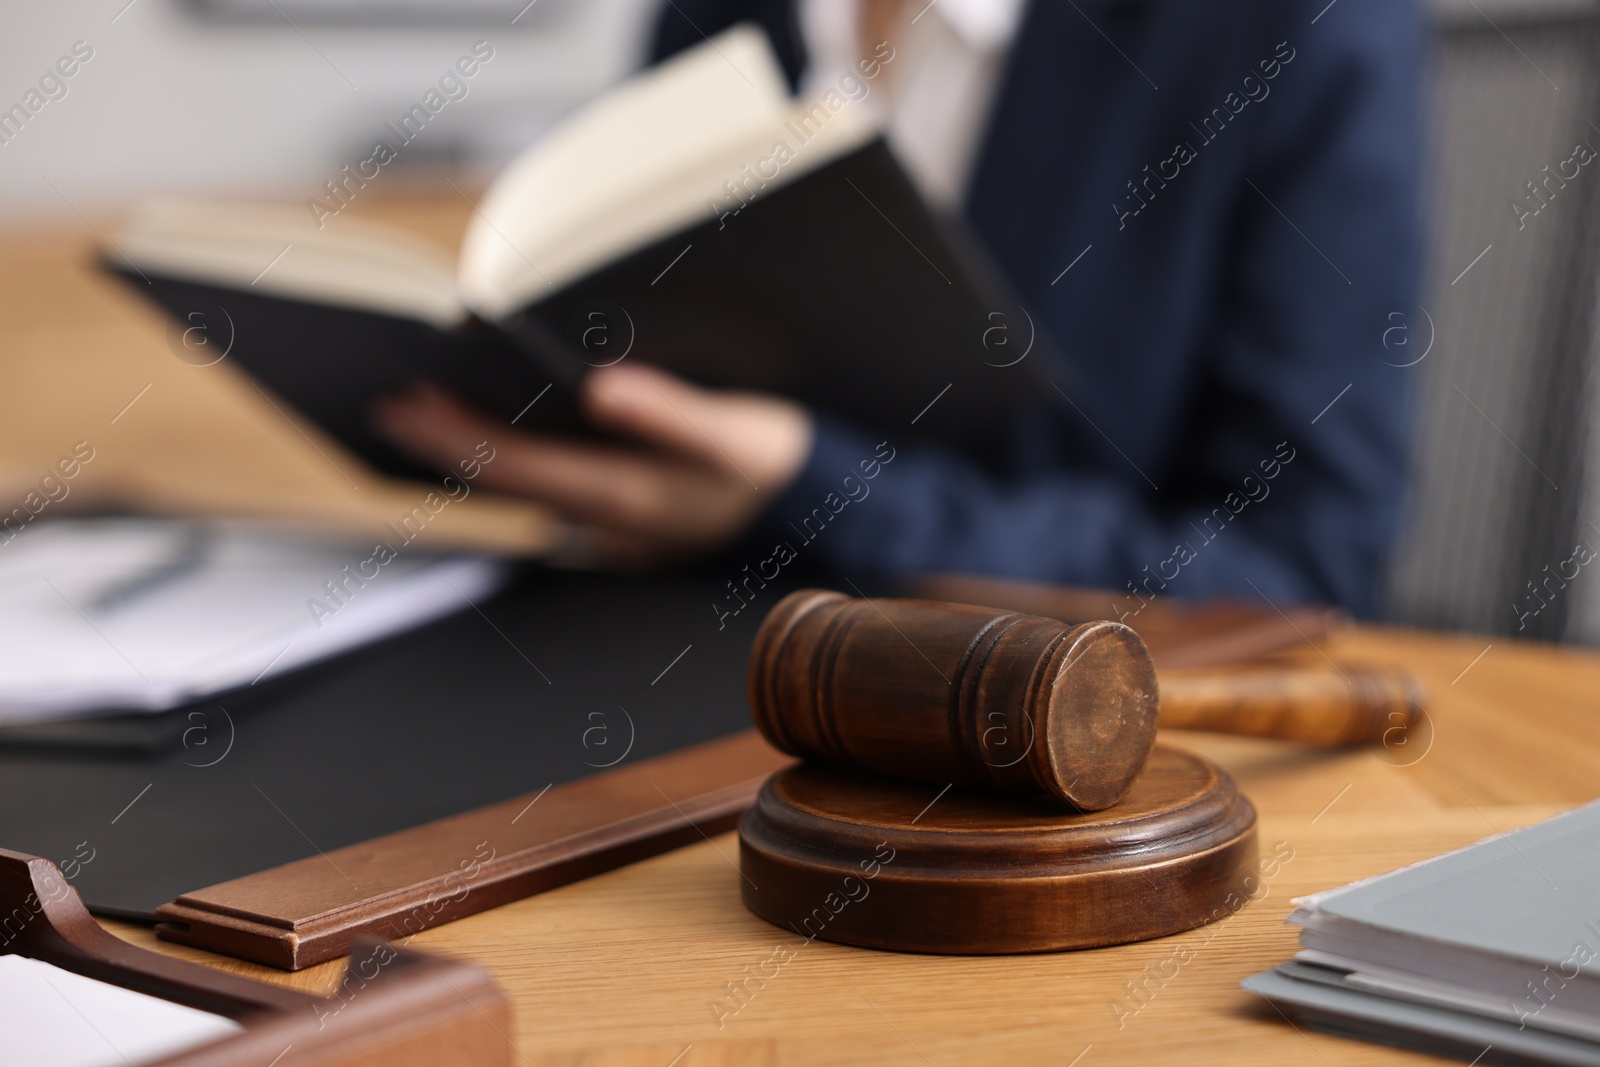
top-left (0, 564), bottom-right (815, 918)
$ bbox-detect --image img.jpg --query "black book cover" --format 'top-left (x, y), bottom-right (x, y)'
top-left (107, 140), bottom-right (1052, 482)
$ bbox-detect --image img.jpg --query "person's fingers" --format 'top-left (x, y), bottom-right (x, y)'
top-left (373, 384), bottom-right (732, 534)
top-left (580, 364), bottom-right (734, 467)
top-left (372, 383), bottom-right (496, 468)
top-left (581, 364), bottom-right (811, 489)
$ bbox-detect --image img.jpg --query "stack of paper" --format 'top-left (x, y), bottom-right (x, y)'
top-left (1245, 799), bottom-right (1600, 1065)
top-left (0, 955), bottom-right (243, 1067)
top-left (0, 517), bottom-right (507, 723)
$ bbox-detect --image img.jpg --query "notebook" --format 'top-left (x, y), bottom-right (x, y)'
top-left (1246, 799), bottom-right (1600, 1064)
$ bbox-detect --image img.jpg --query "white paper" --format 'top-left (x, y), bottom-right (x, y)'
top-left (0, 955), bottom-right (244, 1067)
top-left (0, 518), bottom-right (509, 722)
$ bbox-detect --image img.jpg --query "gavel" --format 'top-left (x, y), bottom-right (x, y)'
top-left (749, 589), bottom-right (1424, 811)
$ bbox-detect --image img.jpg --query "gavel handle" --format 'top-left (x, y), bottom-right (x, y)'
top-left (1157, 665), bottom-right (1424, 746)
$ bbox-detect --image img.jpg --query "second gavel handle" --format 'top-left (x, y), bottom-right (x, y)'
top-left (1157, 665), bottom-right (1424, 746)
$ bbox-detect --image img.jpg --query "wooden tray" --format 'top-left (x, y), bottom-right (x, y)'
top-left (1, 849), bottom-right (511, 1067)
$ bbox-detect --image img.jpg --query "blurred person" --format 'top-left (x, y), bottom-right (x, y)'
top-left (376, 0), bottom-right (1424, 616)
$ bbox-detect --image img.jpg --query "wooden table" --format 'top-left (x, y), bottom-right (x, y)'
top-left (93, 614), bottom-right (1598, 1066)
top-left (7, 199), bottom-right (1599, 1065)
top-left (0, 190), bottom-right (560, 555)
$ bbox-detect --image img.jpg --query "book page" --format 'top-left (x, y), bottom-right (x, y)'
top-left (115, 199), bottom-right (465, 328)
top-left (459, 24), bottom-right (874, 318)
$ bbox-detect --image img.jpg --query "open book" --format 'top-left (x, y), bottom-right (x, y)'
top-left (105, 26), bottom-right (1046, 482)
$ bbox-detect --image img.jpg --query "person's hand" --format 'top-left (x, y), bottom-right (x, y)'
top-left (372, 364), bottom-right (813, 568)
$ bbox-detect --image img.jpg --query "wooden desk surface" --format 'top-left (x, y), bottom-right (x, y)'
top-left (0, 193), bottom-right (561, 554)
top-left (6, 200), bottom-right (1598, 1065)
top-left (98, 622), bottom-right (1600, 1066)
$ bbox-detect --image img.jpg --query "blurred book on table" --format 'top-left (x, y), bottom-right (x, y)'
top-left (0, 517), bottom-right (505, 725)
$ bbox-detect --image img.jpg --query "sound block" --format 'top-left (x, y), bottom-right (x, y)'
top-left (738, 745), bottom-right (1258, 954)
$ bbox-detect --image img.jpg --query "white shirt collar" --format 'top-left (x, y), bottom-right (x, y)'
top-left (929, 0), bottom-right (1029, 52)
top-left (802, 0), bottom-right (1028, 74)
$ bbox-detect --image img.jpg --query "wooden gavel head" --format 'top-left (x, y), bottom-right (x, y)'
top-left (748, 589), bottom-right (1160, 811)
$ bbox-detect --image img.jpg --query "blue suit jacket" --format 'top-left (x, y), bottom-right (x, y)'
top-left (653, 0), bottom-right (1424, 616)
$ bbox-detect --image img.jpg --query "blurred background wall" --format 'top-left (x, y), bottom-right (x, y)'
top-left (5, 0), bottom-right (1600, 645)
top-left (0, 0), bottom-right (657, 217)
